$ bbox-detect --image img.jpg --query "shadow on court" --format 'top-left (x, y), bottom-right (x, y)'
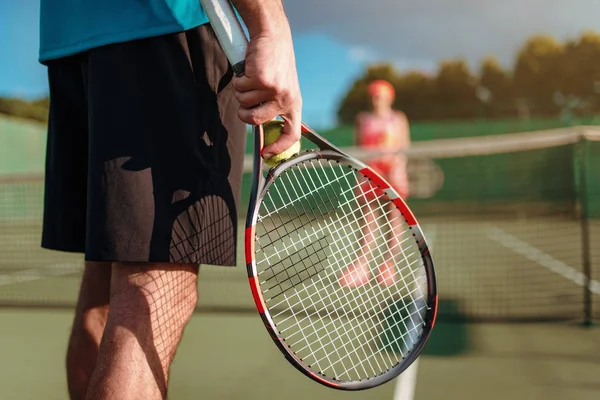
top-left (379, 297), bottom-right (471, 357)
top-left (0, 308), bottom-right (598, 400)
top-left (422, 299), bottom-right (470, 356)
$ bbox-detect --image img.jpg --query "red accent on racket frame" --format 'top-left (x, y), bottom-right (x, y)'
top-left (359, 167), bottom-right (390, 191)
top-left (301, 124), bottom-right (311, 134)
top-left (248, 276), bottom-right (266, 313)
top-left (307, 371), bottom-right (340, 388)
top-left (245, 226), bottom-right (256, 264)
top-left (391, 198), bottom-right (418, 226)
top-left (284, 346), bottom-right (341, 389)
top-left (431, 295), bottom-right (439, 329)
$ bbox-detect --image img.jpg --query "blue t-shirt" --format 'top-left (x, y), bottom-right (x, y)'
top-left (39, 1), bottom-right (209, 63)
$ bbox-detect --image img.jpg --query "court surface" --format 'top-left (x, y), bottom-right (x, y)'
top-left (0, 219), bottom-right (599, 399)
top-left (1, 311), bottom-right (598, 400)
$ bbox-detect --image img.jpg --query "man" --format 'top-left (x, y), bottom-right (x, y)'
top-left (339, 79), bottom-right (411, 288)
top-left (38, 1), bottom-right (302, 399)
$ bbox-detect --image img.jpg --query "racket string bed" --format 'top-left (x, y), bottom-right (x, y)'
top-left (258, 161), bottom-right (426, 354)
top-left (266, 187), bottom-right (388, 377)
top-left (259, 169), bottom-right (370, 377)
top-left (264, 168), bottom-right (424, 340)
top-left (259, 174), bottom-right (394, 296)
top-left (271, 168), bottom-right (395, 376)
top-left (254, 159), bottom-right (428, 381)
top-left (259, 161), bottom-right (425, 311)
top-left (258, 164), bottom-right (420, 293)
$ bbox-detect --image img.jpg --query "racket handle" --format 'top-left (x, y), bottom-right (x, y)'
top-left (200, 0), bottom-right (248, 76)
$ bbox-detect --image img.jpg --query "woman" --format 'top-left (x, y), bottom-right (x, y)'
top-left (339, 80), bottom-right (411, 288)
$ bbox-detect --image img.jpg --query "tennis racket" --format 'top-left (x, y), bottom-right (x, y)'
top-left (201, 0), bottom-right (438, 390)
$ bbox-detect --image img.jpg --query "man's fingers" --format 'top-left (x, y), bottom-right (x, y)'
top-left (237, 101), bottom-right (280, 126)
top-left (262, 112), bottom-right (301, 159)
top-left (234, 89), bottom-right (272, 109)
top-left (262, 134), bottom-right (298, 160)
top-left (232, 75), bottom-right (259, 93)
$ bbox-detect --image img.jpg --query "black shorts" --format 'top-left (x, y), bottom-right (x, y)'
top-left (41, 25), bottom-right (246, 266)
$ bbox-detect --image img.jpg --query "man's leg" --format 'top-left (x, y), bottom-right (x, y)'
top-left (80, 26), bottom-right (244, 398)
top-left (66, 262), bottom-right (111, 399)
top-left (86, 262), bottom-right (199, 400)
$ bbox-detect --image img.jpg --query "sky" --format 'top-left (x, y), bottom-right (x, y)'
top-left (1, 1), bottom-right (600, 128)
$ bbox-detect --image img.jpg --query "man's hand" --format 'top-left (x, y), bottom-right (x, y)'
top-left (230, 0), bottom-right (302, 160)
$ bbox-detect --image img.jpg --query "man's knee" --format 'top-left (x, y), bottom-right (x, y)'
top-left (108, 263), bottom-right (199, 336)
top-left (75, 262), bottom-right (111, 312)
top-left (70, 262), bottom-right (111, 343)
top-left (72, 306), bottom-right (109, 339)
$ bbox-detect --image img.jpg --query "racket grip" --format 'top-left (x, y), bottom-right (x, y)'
top-left (200, 0), bottom-right (248, 76)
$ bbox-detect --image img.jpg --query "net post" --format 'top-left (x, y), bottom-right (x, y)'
top-left (576, 132), bottom-right (593, 327)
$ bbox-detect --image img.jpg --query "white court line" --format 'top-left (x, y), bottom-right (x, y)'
top-left (393, 358), bottom-right (420, 400)
top-left (393, 224), bottom-right (437, 400)
top-left (0, 263), bottom-right (81, 287)
top-left (485, 226), bottom-right (600, 295)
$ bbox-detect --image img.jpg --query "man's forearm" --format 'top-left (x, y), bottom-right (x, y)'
top-left (229, 0), bottom-right (289, 37)
top-left (227, 0), bottom-right (302, 140)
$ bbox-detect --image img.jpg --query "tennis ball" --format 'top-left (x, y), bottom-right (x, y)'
top-left (263, 120), bottom-right (301, 168)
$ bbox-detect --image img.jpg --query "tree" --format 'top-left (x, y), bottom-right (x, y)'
top-left (434, 59), bottom-right (479, 119)
top-left (336, 63), bottom-right (400, 125)
top-left (395, 71), bottom-right (435, 120)
top-left (513, 35), bottom-right (565, 115)
top-left (479, 56), bottom-right (515, 117)
top-left (332, 31), bottom-right (600, 124)
top-left (0, 96), bottom-right (50, 122)
top-left (560, 31), bottom-right (600, 114)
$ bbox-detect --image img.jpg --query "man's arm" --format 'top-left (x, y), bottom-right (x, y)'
top-left (230, 0), bottom-right (302, 159)
top-left (230, 0), bottom-right (287, 37)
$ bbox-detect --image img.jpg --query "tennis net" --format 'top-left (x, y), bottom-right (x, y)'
top-left (0, 126), bottom-right (599, 322)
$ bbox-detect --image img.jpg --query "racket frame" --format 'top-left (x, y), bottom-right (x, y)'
top-left (198, 0), bottom-right (438, 389)
top-left (244, 123), bottom-right (438, 390)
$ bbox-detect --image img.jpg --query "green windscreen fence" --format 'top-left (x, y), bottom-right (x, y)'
top-left (1, 127), bottom-right (599, 322)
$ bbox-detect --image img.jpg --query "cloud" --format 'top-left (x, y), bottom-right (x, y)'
top-left (347, 47), bottom-right (437, 73)
top-left (347, 46), bottom-right (374, 63)
top-left (284, 0), bottom-right (600, 68)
